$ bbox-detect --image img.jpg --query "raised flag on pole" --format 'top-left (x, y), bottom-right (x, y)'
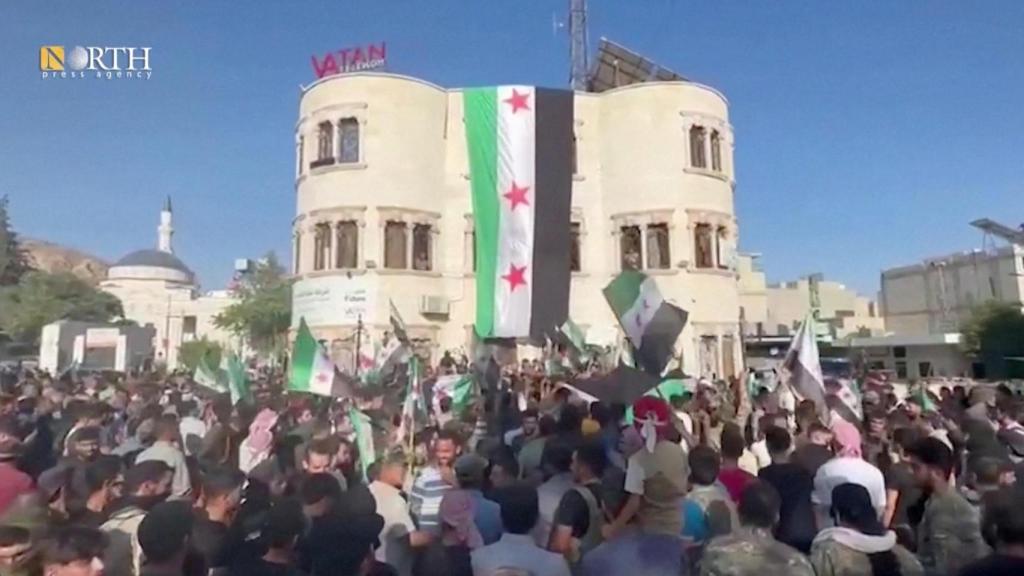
top-left (195, 355), bottom-right (226, 393)
top-left (559, 318), bottom-right (587, 354)
top-left (464, 85), bottom-right (574, 339)
top-left (222, 351), bottom-right (251, 405)
top-left (389, 299), bottom-right (409, 344)
top-left (289, 318), bottom-right (336, 397)
top-left (782, 313), bottom-right (828, 420)
top-left (603, 270), bottom-right (689, 376)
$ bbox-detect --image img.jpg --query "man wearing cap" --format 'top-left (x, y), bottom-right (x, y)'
top-left (603, 397), bottom-right (687, 539)
top-left (137, 501), bottom-right (195, 576)
top-left (454, 453), bottom-right (502, 546)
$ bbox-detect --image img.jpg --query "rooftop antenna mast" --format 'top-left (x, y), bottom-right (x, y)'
top-left (569, 0), bottom-right (589, 91)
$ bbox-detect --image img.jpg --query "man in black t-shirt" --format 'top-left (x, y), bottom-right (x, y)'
top-left (229, 500), bottom-right (308, 576)
top-left (757, 426), bottom-right (816, 553)
top-left (549, 442), bottom-right (606, 561)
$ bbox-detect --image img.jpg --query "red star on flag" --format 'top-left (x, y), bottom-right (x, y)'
top-left (503, 182), bottom-right (530, 210)
top-left (502, 264), bottom-right (528, 292)
top-left (316, 372), bottom-right (329, 383)
top-left (503, 89), bottom-right (530, 113)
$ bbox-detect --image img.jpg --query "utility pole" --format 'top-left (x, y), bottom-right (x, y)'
top-left (569, 0), bottom-right (589, 91)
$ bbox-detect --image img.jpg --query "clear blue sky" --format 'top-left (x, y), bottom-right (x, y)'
top-left (3, 1), bottom-right (1023, 297)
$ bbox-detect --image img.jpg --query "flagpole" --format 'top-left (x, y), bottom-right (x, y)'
top-left (354, 315), bottom-right (363, 379)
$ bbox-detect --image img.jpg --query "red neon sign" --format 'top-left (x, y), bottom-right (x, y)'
top-left (311, 42), bottom-right (387, 79)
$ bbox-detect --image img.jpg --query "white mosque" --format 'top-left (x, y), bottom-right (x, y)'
top-left (100, 199), bottom-right (236, 368)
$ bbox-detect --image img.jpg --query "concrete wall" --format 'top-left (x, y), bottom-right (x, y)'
top-left (881, 245), bottom-right (1024, 335)
top-left (857, 343), bottom-right (970, 379)
top-left (292, 73), bottom-right (743, 378)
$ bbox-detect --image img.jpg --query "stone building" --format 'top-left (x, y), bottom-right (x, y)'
top-left (291, 71), bottom-right (743, 378)
top-left (100, 199), bottom-right (235, 368)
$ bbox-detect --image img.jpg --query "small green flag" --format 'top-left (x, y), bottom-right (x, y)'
top-left (222, 351), bottom-right (251, 405)
top-left (195, 355), bottom-right (226, 393)
top-left (434, 374), bottom-right (475, 414)
top-left (348, 406), bottom-right (375, 479)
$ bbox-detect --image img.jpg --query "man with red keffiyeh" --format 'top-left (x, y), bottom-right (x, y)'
top-left (601, 397), bottom-right (688, 538)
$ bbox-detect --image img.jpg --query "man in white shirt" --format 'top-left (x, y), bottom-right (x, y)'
top-left (472, 485), bottom-right (570, 576)
top-left (135, 416), bottom-right (191, 499)
top-left (369, 453), bottom-right (426, 576)
top-left (812, 419), bottom-right (885, 528)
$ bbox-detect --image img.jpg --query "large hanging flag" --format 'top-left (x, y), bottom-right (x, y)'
top-left (603, 270), bottom-right (689, 376)
top-left (195, 355), bottom-right (226, 393)
top-left (464, 85), bottom-right (574, 339)
top-left (289, 318), bottom-right (336, 397)
top-left (782, 313), bottom-right (828, 420)
top-left (221, 351), bottom-right (252, 406)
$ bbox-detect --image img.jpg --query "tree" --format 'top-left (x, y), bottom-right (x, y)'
top-left (960, 301), bottom-right (1024, 378)
top-left (0, 195), bottom-right (32, 286)
top-left (214, 252), bottom-right (291, 358)
top-left (0, 271), bottom-right (124, 344)
top-left (178, 337), bottom-right (222, 372)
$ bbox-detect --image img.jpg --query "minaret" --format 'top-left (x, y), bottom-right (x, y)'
top-left (158, 196), bottom-right (174, 253)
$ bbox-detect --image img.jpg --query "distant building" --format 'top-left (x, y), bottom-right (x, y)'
top-left (99, 199), bottom-right (236, 368)
top-left (880, 245), bottom-right (1024, 335)
top-left (737, 253), bottom-right (884, 340)
top-left (39, 321), bottom-right (155, 374)
top-left (839, 333), bottom-right (971, 380)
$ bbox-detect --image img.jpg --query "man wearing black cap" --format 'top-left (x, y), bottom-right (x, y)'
top-left (229, 500), bottom-right (307, 576)
top-left (137, 501), bottom-right (195, 576)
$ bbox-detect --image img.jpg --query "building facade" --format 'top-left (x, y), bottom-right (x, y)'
top-left (737, 253), bottom-right (884, 340)
top-left (100, 201), bottom-right (236, 368)
top-left (881, 245), bottom-right (1024, 335)
top-left (292, 72), bottom-right (744, 379)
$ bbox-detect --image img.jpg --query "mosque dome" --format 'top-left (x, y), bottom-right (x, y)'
top-left (108, 249), bottom-right (194, 284)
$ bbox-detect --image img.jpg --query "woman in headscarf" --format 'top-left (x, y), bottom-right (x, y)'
top-left (810, 483), bottom-right (923, 576)
top-left (413, 490), bottom-right (480, 576)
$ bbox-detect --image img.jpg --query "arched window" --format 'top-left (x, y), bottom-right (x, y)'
top-left (710, 130), bottom-right (722, 172)
top-left (689, 126), bottom-right (707, 169)
top-left (694, 223), bottom-right (714, 269)
top-left (339, 118), bottom-right (360, 164)
top-left (314, 121), bottom-right (334, 168)
top-left (336, 221), bottom-right (358, 269)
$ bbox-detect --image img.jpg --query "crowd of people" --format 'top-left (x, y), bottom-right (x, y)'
top-left (0, 361), bottom-right (1021, 576)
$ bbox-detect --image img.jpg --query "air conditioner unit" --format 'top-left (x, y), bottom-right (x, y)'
top-left (420, 295), bottom-right (450, 316)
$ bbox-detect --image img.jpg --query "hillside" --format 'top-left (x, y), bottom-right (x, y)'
top-left (22, 238), bottom-right (108, 284)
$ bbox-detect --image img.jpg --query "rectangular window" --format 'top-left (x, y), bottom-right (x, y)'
top-left (689, 126), bottom-right (707, 169)
top-left (918, 361), bottom-right (932, 378)
top-left (620, 225), bottom-right (642, 270)
top-left (293, 233), bottom-right (301, 275)
top-left (339, 118), bottom-right (360, 164)
top-left (570, 222), bottom-right (581, 272)
top-left (895, 361), bottom-right (908, 379)
top-left (335, 220), bottom-right (358, 269)
top-left (467, 230), bottom-right (477, 272)
top-left (384, 221), bottom-right (407, 269)
top-left (646, 223), bottom-right (670, 270)
top-left (182, 316), bottom-right (197, 337)
top-left (413, 224), bottom-right (432, 271)
top-left (710, 130), bottom-right (722, 172)
top-left (716, 227), bottom-right (729, 269)
top-left (298, 135), bottom-right (305, 175)
top-left (571, 132), bottom-right (578, 175)
top-left (893, 346), bottom-right (907, 358)
top-left (694, 223), bottom-right (714, 269)
top-left (312, 121), bottom-right (335, 168)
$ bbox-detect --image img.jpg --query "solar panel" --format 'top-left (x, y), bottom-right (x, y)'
top-left (587, 38), bottom-right (685, 93)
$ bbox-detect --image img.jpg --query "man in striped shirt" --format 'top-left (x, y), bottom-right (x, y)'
top-left (409, 430), bottom-right (460, 532)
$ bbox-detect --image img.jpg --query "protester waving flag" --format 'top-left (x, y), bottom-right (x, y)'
top-left (195, 355), bottom-right (227, 393)
top-left (433, 373), bottom-right (475, 414)
top-left (222, 351), bottom-right (252, 405)
top-left (603, 270), bottom-right (688, 376)
top-left (782, 313), bottom-right (828, 420)
top-left (559, 318), bottom-right (587, 354)
top-left (289, 318), bottom-right (336, 397)
top-left (464, 85), bottom-right (574, 339)
top-left (389, 299), bottom-right (409, 344)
